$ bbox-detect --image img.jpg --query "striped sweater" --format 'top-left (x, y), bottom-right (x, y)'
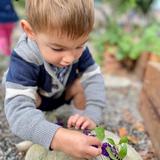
top-left (3, 33), bottom-right (106, 149)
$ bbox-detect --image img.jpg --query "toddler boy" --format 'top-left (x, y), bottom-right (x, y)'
top-left (3, 0), bottom-right (106, 159)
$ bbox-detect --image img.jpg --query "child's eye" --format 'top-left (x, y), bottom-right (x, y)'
top-left (76, 46), bottom-right (84, 49)
top-left (51, 48), bottom-right (64, 52)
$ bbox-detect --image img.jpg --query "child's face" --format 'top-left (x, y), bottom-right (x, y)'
top-left (34, 32), bottom-right (88, 67)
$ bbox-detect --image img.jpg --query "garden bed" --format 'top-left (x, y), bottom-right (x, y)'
top-left (0, 64), bottom-right (158, 159)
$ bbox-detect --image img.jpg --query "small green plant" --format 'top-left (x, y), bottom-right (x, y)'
top-left (93, 126), bottom-right (128, 160)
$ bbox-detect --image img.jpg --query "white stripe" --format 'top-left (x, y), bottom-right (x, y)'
top-left (5, 87), bottom-right (37, 100)
top-left (80, 66), bottom-right (101, 82)
top-left (39, 89), bottom-right (54, 97)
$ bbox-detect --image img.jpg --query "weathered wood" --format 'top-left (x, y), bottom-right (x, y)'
top-left (135, 52), bottom-right (150, 81)
top-left (143, 62), bottom-right (160, 117)
top-left (139, 90), bottom-right (160, 158)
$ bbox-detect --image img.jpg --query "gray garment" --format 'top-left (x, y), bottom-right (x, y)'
top-left (3, 33), bottom-right (106, 149)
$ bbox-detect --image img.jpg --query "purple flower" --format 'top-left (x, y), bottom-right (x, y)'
top-left (82, 129), bottom-right (121, 160)
top-left (101, 142), bottom-right (119, 160)
top-left (101, 142), bottom-right (110, 157)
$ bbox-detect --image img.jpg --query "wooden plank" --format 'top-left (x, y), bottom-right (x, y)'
top-left (135, 53), bottom-right (150, 81)
top-left (139, 90), bottom-right (160, 158)
top-left (143, 62), bottom-right (160, 117)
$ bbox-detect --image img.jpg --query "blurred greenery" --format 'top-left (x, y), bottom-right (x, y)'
top-left (136, 0), bottom-right (154, 14)
top-left (13, 0), bottom-right (25, 8)
top-left (13, 0), bottom-right (25, 18)
top-left (92, 0), bottom-right (160, 68)
top-left (105, 0), bottom-right (154, 14)
top-left (92, 22), bottom-right (160, 62)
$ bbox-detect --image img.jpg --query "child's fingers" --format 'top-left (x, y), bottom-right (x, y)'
top-left (67, 114), bottom-right (80, 128)
top-left (75, 116), bottom-right (86, 129)
top-left (86, 146), bottom-right (102, 157)
top-left (85, 136), bottom-right (102, 157)
top-left (80, 120), bottom-right (90, 130)
top-left (88, 136), bottom-right (102, 147)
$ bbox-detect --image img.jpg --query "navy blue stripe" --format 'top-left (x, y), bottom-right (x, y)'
top-left (78, 47), bottom-right (95, 72)
top-left (7, 51), bottom-right (40, 87)
top-left (67, 47), bottom-right (95, 85)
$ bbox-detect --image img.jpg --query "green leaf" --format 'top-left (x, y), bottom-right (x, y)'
top-left (119, 137), bottom-right (128, 144)
top-left (94, 126), bottom-right (105, 141)
top-left (107, 138), bottom-right (116, 145)
top-left (106, 147), bottom-right (117, 160)
top-left (118, 143), bottom-right (128, 159)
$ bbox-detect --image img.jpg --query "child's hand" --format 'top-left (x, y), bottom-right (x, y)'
top-left (51, 128), bottom-right (102, 159)
top-left (67, 114), bottom-right (96, 130)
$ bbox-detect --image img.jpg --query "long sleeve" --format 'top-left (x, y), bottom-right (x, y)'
top-left (5, 95), bottom-right (61, 148)
top-left (81, 64), bottom-right (106, 124)
top-left (4, 52), bottom-right (61, 149)
top-left (77, 47), bottom-right (106, 124)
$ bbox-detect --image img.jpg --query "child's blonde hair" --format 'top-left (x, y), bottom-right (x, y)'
top-left (26, 0), bottom-right (94, 39)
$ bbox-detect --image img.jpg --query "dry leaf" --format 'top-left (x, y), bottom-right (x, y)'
top-left (133, 122), bottom-right (145, 132)
top-left (128, 135), bottom-right (139, 144)
top-left (118, 127), bottom-right (128, 137)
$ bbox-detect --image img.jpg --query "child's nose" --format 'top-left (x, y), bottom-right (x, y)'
top-left (62, 52), bottom-right (75, 64)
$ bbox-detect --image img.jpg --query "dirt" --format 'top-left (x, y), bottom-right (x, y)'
top-left (0, 57), bottom-right (158, 160)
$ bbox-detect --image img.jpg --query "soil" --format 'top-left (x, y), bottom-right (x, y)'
top-left (0, 59), bottom-right (158, 159)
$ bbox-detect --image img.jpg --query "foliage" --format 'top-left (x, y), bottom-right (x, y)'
top-left (139, 23), bottom-right (160, 55)
top-left (106, 0), bottom-right (137, 15)
top-left (13, 0), bottom-right (25, 8)
top-left (93, 127), bottom-right (128, 160)
top-left (92, 0), bottom-right (156, 66)
top-left (13, 0), bottom-right (25, 18)
top-left (136, 0), bottom-right (154, 14)
top-left (94, 126), bottom-right (105, 141)
top-left (92, 20), bottom-right (160, 64)
top-left (105, 0), bottom-right (154, 15)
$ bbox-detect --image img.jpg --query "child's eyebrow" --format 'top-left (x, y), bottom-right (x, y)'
top-left (49, 39), bottom-right (88, 48)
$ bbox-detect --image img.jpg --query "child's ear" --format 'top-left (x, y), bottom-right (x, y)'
top-left (20, 20), bottom-right (36, 40)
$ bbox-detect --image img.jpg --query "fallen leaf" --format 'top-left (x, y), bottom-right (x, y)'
top-left (128, 135), bottom-right (139, 144)
top-left (133, 122), bottom-right (145, 132)
top-left (118, 127), bottom-right (128, 137)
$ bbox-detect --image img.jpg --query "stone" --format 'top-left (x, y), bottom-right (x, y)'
top-left (104, 75), bottom-right (131, 88)
top-left (25, 130), bottom-right (142, 160)
top-left (16, 141), bottom-right (33, 152)
top-left (25, 144), bottom-right (50, 160)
